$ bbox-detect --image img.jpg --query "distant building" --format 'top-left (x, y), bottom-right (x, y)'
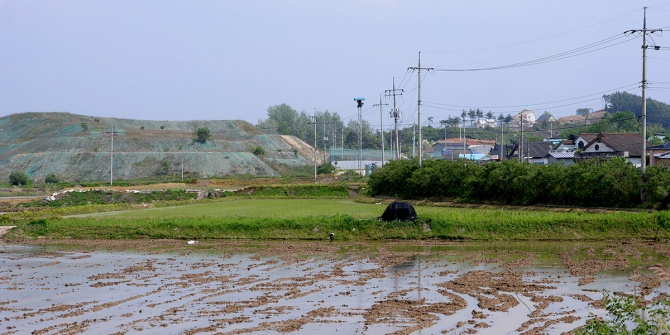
top-left (513, 109), bottom-right (536, 126)
top-left (648, 141), bottom-right (670, 167)
top-left (574, 132), bottom-right (647, 167)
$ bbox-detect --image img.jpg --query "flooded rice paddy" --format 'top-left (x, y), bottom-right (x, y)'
top-left (1, 239), bottom-right (669, 335)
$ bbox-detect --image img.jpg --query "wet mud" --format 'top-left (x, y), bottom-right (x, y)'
top-left (1, 239), bottom-right (669, 335)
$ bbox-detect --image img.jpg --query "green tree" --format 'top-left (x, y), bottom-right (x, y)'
top-left (467, 109), bottom-right (476, 126)
top-left (80, 122), bottom-right (88, 131)
top-left (195, 127), bottom-right (211, 143)
top-left (475, 108), bottom-right (484, 124)
top-left (44, 173), bottom-right (60, 184)
top-left (586, 111), bottom-right (639, 133)
top-left (9, 171), bottom-right (30, 186)
top-left (576, 108), bottom-right (591, 117)
top-left (258, 104), bottom-right (301, 136)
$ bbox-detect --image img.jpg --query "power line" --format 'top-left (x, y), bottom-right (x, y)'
top-left (423, 8), bottom-right (642, 54)
top-left (434, 33), bottom-right (636, 72)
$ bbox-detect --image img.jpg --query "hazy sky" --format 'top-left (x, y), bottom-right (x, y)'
top-left (1, 1), bottom-right (669, 130)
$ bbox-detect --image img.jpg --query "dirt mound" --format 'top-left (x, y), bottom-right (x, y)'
top-left (0, 112), bottom-right (315, 183)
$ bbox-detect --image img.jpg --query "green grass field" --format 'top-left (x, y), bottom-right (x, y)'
top-left (83, 198), bottom-right (383, 219)
top-left (6, 198), bottom-right (669, 241)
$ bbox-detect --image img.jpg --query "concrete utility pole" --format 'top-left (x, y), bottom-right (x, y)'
top-left (519, 116), bottom-right (524, 163)
top-left (385, 78), bottom-right (403, 160)
top-left (323, 122), bottom-right (327, 164)
top-left (373, 95), bottom-right (389, 167)
top-left (312, 109), bottom-right (317, 180)
top-left (500, 115), bottom-right (504, 161)
top-left (625, 8), bottom-right (663, 173)
top-left (105, 126), bottom-right (119, 185)
top-left (408, 52), bottom-right (433, 167)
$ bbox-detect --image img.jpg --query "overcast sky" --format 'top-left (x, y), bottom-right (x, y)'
top-left (1, 1), bottom-right (669, 130)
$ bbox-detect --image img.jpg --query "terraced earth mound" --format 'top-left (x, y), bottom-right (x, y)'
top-left (0, 112), bottom-right (319, 183)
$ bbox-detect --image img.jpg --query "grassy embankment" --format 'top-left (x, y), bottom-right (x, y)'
top-left (3, 184), bottom-right (670, 241)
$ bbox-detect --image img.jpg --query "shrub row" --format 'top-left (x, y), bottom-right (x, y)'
top-left (368, 158), bottom-right (670, 209)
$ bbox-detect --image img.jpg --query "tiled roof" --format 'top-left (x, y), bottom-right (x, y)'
top-left (587, 132), bottom-right (645, 157)
top-left (536, 112), bottom-right (555, 123)
top-left (521, 142), bottom-right (555, 158)
top-left (649, 141), bottom-right (670, 150)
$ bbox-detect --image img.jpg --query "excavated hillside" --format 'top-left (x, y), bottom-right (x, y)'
top-left (0, 112), bottom-right (319, 183)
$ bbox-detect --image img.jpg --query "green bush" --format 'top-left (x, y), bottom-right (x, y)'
top-left (9, 171), bottom-right (30, 186)
top-left (368, 157), bottom-right (651, 208)
top-left (252, 146), bottom-right (265, 156)
top-left (316, 163), bottom-right (335, 175)
top-left (195, 127), bottom-right (211, 143)
top-left (44, 173), bottom-right (60, 184)
top-left (577, 291), bottom-right (670, 334)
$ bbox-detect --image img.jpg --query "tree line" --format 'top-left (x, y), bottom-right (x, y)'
top-left (257, 92), bottom-right (670, 156)
top-left (368, 157), bottom-right (670, 209)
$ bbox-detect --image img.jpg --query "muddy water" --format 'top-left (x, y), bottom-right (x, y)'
top-left (1, 240), bottom-right (668, 335)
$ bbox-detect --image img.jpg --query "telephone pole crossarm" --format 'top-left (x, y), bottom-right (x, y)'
top-left (385, 78), bottom-right (404, 160)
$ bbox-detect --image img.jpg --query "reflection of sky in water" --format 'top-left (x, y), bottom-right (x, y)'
top-left (0, 242), bottom-right (668, 335)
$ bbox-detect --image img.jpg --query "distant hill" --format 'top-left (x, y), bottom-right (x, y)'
top-left (0, 112), bottom-right (318, 183)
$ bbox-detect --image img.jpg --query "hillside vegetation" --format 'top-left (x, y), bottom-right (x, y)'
top-left (0, 112), bottom-right (317, 183)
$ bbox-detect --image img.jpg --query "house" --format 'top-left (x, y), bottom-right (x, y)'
top-left (648, 141), bottom-right (670, 167)
top-left (535, 112), bottom-right (556, 124)
top-left (547, 139), bottom-right (576, 166)
top-left (513, 109), bottom-right (536, 127)
top-left (510, 141), bottom-right (555, 164)
top-left (430, 138), bottom-right (496, 160)
top-left (574, 132), bottom-right (647, 166)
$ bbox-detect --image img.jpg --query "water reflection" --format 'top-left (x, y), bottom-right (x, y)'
top-left (0, 240), bottom-right (667, 335)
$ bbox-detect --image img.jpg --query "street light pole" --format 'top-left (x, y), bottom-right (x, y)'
top-left (354, 97), bottom-right (365, 173)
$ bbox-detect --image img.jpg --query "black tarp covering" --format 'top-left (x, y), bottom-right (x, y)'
top-left (378, 201), bottom-right (418, 222)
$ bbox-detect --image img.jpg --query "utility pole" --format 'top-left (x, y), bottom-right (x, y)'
top-left (323, 122), bottom-right (328, 164)
top-left (408, 52), bottom-right (433, 167)
top-left (373, 95), bottom-right (389, 167)
top-left (626, 8), bottom-right (663, 174)
top-left (178, 145), bottom-right (184, 180)
top-left (500, 115), bottom-right (504, 161)
top-left (519, 116), bottom-right (524, 163)
top-left (105, 126), bottom-right (119, 185)
top-left (311, 109), bottom-right (317, 180)
top-left (385, 78), bottom-right (403, 160)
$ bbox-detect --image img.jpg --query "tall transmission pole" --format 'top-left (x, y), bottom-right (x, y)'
top-left (373, 95), bottom-right (389, 167)
top-left (385, 78), bottom-right (403, 160)
top-left (105, 126), bottom-right (119, 185)
top-left (625, 8), bottom-right (663, 173)
top-left (408, 52), bottom-right (433, 167)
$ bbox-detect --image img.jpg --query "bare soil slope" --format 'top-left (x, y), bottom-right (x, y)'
top-left (0, 112), bottom-right (317, 183)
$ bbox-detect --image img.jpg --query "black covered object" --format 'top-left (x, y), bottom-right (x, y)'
top-left (379, 201), bottom-right (418, 222)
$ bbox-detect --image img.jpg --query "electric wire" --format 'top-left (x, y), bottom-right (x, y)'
top-left (434, 33), bottom-right (637, 72)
